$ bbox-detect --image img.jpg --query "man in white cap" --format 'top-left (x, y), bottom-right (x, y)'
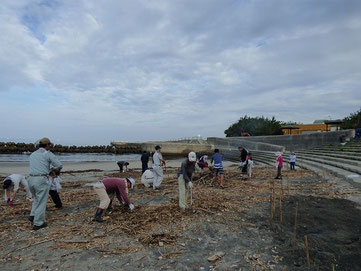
top-left (28, 137), bottom-right (62, 230)
top-left (152, 145), bottom-right (166, 190)
top-left (178, 152), bottom-right (197, 210)
top-left (93, 177), bottom-right (135, 222)
top-left (3, 174), bottom-right (32, 206)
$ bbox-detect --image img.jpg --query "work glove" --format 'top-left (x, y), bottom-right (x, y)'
top-left (188, 181), bottom-right (193, 189)
top-left (8, 200), bottom-right (13, 206)
top-left (49, 168), bottom-right (61, 177)
top-left (129, 204), bottom-right (135, 211)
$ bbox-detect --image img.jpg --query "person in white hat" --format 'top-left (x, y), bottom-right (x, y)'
top-left (93, 177), bottom-right (135, 222)
top-left (178, 152), bottom-right (197, 210)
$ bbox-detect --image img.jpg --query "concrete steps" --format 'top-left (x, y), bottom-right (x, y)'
top-left (294, 150), bottom-right (361, 162)
top-left (250, 139), bottom-right (361, 189)
top-left (311, 147), bottom-right (361, 153)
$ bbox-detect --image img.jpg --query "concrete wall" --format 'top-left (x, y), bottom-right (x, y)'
top-left (223, 130), bottom-right (354, 151)
top-left (207, 137), bottom-right (284, 152)
top-left (206, 137), bottom-right (284, 162)
top-left (140, 142), bottom-right (214, 156)
top-left (112, 129), bottom-right (355, 157)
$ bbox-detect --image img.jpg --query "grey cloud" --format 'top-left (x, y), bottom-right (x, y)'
top-left (1, 0), bottom-right (361, 144)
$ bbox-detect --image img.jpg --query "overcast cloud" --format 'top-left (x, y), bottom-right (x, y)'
top-left (1, 0), bottom-right (361, 145)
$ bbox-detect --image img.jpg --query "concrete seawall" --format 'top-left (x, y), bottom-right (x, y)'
top-left (140, 142), bottom-right (214, 156)
top-left (111, 130), bottom-right (355, 156)
top-left (228, 130), bottom-right (354, 151)
top-left (207, 137), bottom-right (284, 152)
top-left (206, 137), bottom-right (284, 161)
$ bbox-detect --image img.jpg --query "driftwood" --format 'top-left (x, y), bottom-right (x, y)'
top-left (5, 238), bottom-right (55, 256)
top-left (0, 166), bottom-right (337, 264)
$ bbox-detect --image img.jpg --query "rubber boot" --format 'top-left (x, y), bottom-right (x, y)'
top-left (95, 208), bottom-right (104, 222)
top-left (107, 199), bottom-right (113, 213)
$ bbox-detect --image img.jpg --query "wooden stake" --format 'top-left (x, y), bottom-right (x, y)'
top-left (270, 194), bottom-right (274, 219)
top-left (304, 235), bottom-right (310, 268)
top-left (279, 193), bottom-right (283, 224)
top-left (272, 182), bottom-right (276, 215)
top-left (332, 264), bottom-right (335, 271)
top-left (281, 180), bottom-right (284, 199)
top-left (292, 202), bottom-right (299, 251)
top-left (287, 179), bottom-right (290, 195)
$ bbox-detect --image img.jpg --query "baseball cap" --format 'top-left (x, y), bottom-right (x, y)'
top-left (188, 152), bottom-right (197, 162)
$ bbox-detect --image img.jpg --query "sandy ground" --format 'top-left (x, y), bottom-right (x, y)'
top-left (1, 162), bottom-right (361, 271)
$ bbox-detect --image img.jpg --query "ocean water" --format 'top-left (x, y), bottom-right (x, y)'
top-left (0, 153), bottom-right (141, 163)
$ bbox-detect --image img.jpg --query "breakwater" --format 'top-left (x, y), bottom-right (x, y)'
top-left (0, 142), bottom-right (140, 154)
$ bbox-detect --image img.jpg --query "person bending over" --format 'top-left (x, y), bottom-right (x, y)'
top-left (93, 177), bottom-right (135, 222)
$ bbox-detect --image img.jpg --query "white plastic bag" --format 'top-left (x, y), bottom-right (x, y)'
top-left (50, 177), bottom-right (62, 190)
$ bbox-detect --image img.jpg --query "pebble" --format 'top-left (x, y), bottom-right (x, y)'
top-left (207, 251), bottom-right (225, 262)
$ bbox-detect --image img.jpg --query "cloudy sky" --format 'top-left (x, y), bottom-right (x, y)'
top-left (1, 0), bottom-right (361, 145)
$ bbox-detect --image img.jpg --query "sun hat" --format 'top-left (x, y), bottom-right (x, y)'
top-left (126, 177), bottom-right (135, 189)
top-left (39, 137), bottom-right (52, 145)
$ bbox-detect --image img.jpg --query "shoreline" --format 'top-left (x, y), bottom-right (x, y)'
top-left (0, 159), bottom-right (239, 176)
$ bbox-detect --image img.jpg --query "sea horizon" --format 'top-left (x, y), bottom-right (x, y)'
top-left (0, 153), bottom-right (141, 163)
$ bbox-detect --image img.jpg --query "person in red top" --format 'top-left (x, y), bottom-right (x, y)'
top-left (93, 177), bottom-right (135, 222)
top-left (275, 152), bottom-right (283, 179)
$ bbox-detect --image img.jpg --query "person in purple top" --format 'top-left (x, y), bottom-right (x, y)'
top-left (93, 177), bottom-right (135, 222)
top-left (211, 149), bottom-right (225, 188)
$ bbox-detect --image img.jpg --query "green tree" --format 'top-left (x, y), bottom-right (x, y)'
top-left (224, 116), bottom-right (283, 137)
top-left (341, 108), bottom-right (361, 129)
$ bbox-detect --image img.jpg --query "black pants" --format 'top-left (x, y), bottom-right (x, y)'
top-left (275, 167), bottom-right (282, 179)
top-left (290, 162), bottom-right (295, 170)
top-left (49, 190), bottom-right (62, 208)
top-left (142, 162), bottom-right (148, 173)
top-left (241, 160), bottom-right (248, 174)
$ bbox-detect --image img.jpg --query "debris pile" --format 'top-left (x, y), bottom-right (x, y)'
top-left (1, 166), bottom-right (361, 270)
